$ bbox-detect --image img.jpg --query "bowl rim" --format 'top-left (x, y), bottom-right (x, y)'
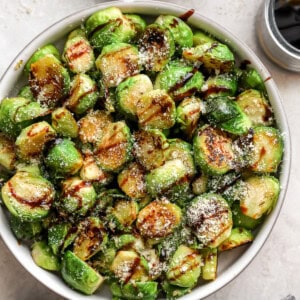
top-left (0, 1), bottom-right (291, 300)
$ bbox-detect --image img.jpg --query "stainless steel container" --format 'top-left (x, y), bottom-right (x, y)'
top-left (257, 0), bottom-right (300, 72)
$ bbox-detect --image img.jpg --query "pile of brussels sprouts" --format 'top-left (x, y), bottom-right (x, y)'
top-left (0, 6), bottom-right (283, 299)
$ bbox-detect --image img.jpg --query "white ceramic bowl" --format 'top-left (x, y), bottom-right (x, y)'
top-left (0, 1), bottom-right (291, 299)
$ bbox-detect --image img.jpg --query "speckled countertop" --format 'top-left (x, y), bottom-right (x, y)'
top-left (0, 0), bottom-right (299, 299)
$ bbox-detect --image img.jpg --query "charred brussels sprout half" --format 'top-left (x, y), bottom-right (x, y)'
top-left (96, 42), bottom-right (140, 87)
top-left (138, 24), bottom-right (175, 72)
top-left (166, 245), bottom-right (202, 288)
top-left (0, 7), bottom-right (285, 300)
top-left (62, 28), bottom-right (95, 74)
top-left (193, 125), bottom-right (235, 175)
top-left (187, 193), bottom-right (233, 247)
top-left (66, 74), bottom-right (99, 115)
top-left (155, 15), bottom-right (193, 51)
top-left (116, 74), bottom-right (153, 119)
top-left (1, 170), bottom-right (55, 221)
top-left (183, 42), bottom-right (235, 73)
top-left (136, 89), bottom-right (176, 130)
top-left (59, 177), bottom-right (97, 216)
top-left (45, 139), bottom-right (83, 176)
top-left (62, 250), bottom-right (104, 295)
top-left (154, 61), bottom-right (204, 101)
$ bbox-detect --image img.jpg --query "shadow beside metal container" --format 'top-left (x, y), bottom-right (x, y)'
top-left (257, 0), bottom-right (300, 72)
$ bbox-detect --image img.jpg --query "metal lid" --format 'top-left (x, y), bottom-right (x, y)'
top-left (257, 0), bottom-right (300, 72)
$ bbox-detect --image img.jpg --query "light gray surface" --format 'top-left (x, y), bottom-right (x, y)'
top-left (0, 0), bottom-right (299, 300)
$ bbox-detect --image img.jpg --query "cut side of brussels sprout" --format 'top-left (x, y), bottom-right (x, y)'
top-left (167, 245), bottom-right (202, 288)
top-left (117, 162), bottom-right (147, 199)
top-left (218, 227), bottom-right (253, 251)
top-left (186, 193), bottom-right (233, 247)
top-left (66, 74), bottom-right (99, 115)
top-left (73, 217), bottom-right (107, 261)
top-left (96, 42), bottom-right (140, 87)
top-left (51, 107), bottom-right (78, 138)
top-left (108, 199), bottom-right (139, 232)
top-left (116, 74), bottom-right (153, 119)
top-left (94, 121), bottom-right (132, 172)
top-left (136, 89), bottom-right (176, 130)
top-left (249, 126), bottom-right (283, 173)
top-left (201, 248), bottom-right (218, 281)
top-left (183, 42), bottom-right (235, 73)
top-left (10, 215), bottom-right (42, 240)
top-left (136, 200), bottom-right (182, 239)
top-left (78, 110), bottom-right (112, 144)
top-left (202, 73), bottom-right (238, 99)
top-left (239, 175), bottom-right (280, 219)
top-left (45, 139), bottom-right (83, 176)
top-left (0, 133), bottom-right (16, 171)
top-left (59, 177), bottom-right (97, 217)
top-left (138, 24), bottom-right (175, 72)
top-left (155, 15), bottom-right (193, 51)
top-left (111, 250), bottom-right (148, 283)
top-left (236, 89), bottom-right (273, 126)
top-left (176, 96), bottom-right (202, 140)
top-left (32, 240), bottom-right (61, 271)
top-left (205, 96), bottom-right (252, 135)
top-left (29, 54), bottom-right (70, 108)
top-left (1, 170), bottom-right (55, 221)
top-left (62, 250), bottom-right (104, 295)
top-left (193, 125), bottom-right (235, 175)
top-left (16, 121), bottom-right (56, 161)
top-left (86, 7), bottom-right (136, 50)
top-left (192, 174), bottom-right (209, 195)
top-left (62, 28), bottom-right (95, 74)
top-left (154, 61), bottom-right (204, 101)
top-left (133, 129), bottom-right (169, 171)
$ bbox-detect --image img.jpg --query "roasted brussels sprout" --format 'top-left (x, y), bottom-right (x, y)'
top-left (32, 240), bottom-right (61, 271)
top-left (136, 89), bottom-right (176, 130)
top-left (125, 14), bottom-right (147, 38)
top-left (136, 200), bottom-right (182, 239)
top-left (162, 280), bottom-right (192, 299)
top-left (111, 250), bottom-right (149, 283)
top-left (239, 66), bottom-right (266, 92)
top-left (176, 96), bottom-right (201, 140)
top-left (27, 46), bottom-right (70, 108)
top-left (117, 162), bottom-right (147, 199)
top-left (192, 174), bottom-right (209, 195)
top-left (202, 73), bottom-right (238, 99)
top-left (110, 281), bottom-right (158, 300)
top-left (65, 74), bottom-right (99, 115)
top-left (62, 28), bottom-right (95, 74)
top-left (1, 170), bottom-right (55, 221)
top-left (0, 133), bottom-right (16, 171)
top-left (10, 215), bottom-right (42, 240)
top-left (94, 121), bottom-right (132, 172)
top-left (193, 125), bottom-right (235, 175)
top-left (78, 110), bottom-right (112, 144)
top-left (167, 245), bottom-right (202, 288)
top-left (16, 121), bottom-right (56, 161)
top-left (154, 61), bottom-right (204, 102)
top-left (59, 177), bottom-right (97, 216)
top-left (138, 24), bottom-right (175, 72)
top-left (183, 42), bottom-right (235, 73)
top-left (96, 42), bottom-right (140, 87)
top-left (107, 198), bottom-right (139, 232)
top-left (236, 89), bottom-right (273, 126)
top-left (201, 248), bottom-right (218, 280)
top-left (193, 30), bottom-right (216, 46)
top-left (133, 129), bottom-right (169, 171)
top-left (86, 7), bottom-right (136, 50)
top-left (51, 107), bottom-right (78, 138)
top-left (218, 227), bottom-right (253, 251)
top-left (45, 139), bottom-right (83, 176)
top-left (155, 15), bottom-right (193, 51)
top-left (116, 74), bottom-right (153, 119)
top-left (62, 250), bottom-right (104, 295)
top-left (18, 85), bottom-right (35, 101)
top-left (205, 96), bottom-right (251, 135)
top-left (73, 217), bottom-right (107, 261)
top-left (186, 193), bottom-right (233, 247)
